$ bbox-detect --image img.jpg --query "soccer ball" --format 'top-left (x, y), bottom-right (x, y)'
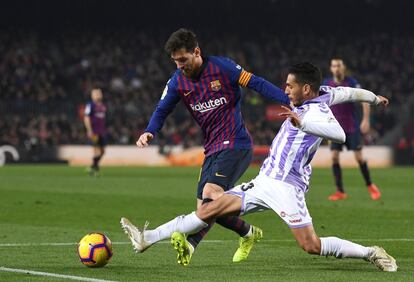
top-left (77, 232), bottom-right (113, 267)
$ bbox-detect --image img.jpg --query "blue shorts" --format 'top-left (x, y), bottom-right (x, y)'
top-left (197, 148), bottom-right (253, 199)
top-left (90, 134), bottom-right (106, 148)
top-left (330, 132), bottom-right (362, 151)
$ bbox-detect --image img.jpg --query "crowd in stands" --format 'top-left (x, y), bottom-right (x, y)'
top-left (1, 29), bottom-right (413, 150)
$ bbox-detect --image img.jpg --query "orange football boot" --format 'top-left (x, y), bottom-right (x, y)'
top-left (368, 183), bottom-right (381, 200)
top-left (328, 191), bottom-right (348, 201)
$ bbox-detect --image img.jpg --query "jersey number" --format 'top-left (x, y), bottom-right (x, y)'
top-left (241, 182), bottom-right (254, 191)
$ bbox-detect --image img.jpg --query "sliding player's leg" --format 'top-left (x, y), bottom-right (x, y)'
top-left (291, 224), bottom-right (397, 272)
top-left (266, 176), bottom-right (397, 272)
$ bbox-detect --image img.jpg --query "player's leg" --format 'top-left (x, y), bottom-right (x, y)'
top-left (206, 149), bottom-right (257, 242)
top-left (217, 149), bottom-right (263, 262)
top-left (268, 179), bottom-right (397, 272)
top-left (329, 142), bottom-right (347, 200)
top-left (186, 149), bottom-right (259, 262)
top-left (353, 148), bottom-right (381, 200)
top-left (92, 136), bottom-right (105, 172)
top-left (120, 193), bottom-right (243, 254)
top-left (290, 225), bottom-right (397, 271)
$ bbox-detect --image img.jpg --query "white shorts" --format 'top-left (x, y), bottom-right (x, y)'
top-left (226, 173), bottom-right (313, 228)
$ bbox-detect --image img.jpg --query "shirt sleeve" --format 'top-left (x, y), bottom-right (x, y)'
top-left (84, 103), bottom-right (92, 116)
top-left (212, 56), bottom-right (243, 85)
top-left (316, 86), bottom-right (380, 106)
top-left (245, 74), bottom-right (290, 104)
top-left (213, 56), bottom-right (289, 104)
top-left (145, 78), bottom-right (180, 136)
top-left (299, 103), bottom-right (346, 143)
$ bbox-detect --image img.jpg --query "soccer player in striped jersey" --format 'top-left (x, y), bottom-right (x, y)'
top-left (84, 88), bottom-right (107, 176)
top-left (323, 58), bottom-right (381, 201)
top-left (121, 62), bottom-right (397, 272)
top-left (135, 28), bottom-right (290, 265)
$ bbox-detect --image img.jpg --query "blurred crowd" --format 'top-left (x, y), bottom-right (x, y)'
top-left (1, 29), bottom-right (413, 149)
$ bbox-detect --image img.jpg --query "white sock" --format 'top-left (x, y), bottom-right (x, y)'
top-left (320, 237), bottom-right (374, 259)
top-left (144, 212), bottom-right (208, 244)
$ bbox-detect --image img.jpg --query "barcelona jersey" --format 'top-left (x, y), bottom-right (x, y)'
top-left (146, 56), bottom-right (289, 156)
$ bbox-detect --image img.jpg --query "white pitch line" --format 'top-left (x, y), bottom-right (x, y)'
top-left (0, 266), bottom-right (118, 282)
top-left (0, 238), bottom-right (413, 247)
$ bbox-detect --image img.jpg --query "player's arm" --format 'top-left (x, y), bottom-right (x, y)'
top-left (239, 71), bottom-right (290, 105)
top-left (280, 105), bottom-right (346, 143)
top-left (83, 104), bottom-right (94, 138)
top-left (137, 79), bottom-right (180, 148)
top-left (349, 78), bottom-right (371, 134)
top-left (213, 57), bottom-right (289, 105)
top-left (360, 102), bottom-right (371, 134)
top-left (319, 86), bottom-right (389, 107)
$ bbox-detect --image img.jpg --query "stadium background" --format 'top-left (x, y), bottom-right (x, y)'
top-left (1, 1), bottom-right (414, 281)
top-left (1, 0), bottom-right (413, 165)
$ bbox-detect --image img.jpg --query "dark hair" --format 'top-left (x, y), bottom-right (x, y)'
top-left (164, 28), bottom-right (198, 54)
top-left (288, 62), bottom-right (322, 92)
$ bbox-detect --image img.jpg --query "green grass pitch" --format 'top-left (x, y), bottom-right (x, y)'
top-left (0, 165), bottom-right (413, 281)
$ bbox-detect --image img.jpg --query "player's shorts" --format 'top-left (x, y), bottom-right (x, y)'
top-left (90, 134), bottom-right (106, 148)
top-left (330, 132), bottom-right (362, 151)
top-left (226, 173), bottom-right (313, 229)
top-left (197, 148), bottom-right (253, 199)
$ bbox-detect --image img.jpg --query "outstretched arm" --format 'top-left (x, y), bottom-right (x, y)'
top-left (244, 72), bottom-right (290, 105)
top-left (211, 57), bottom-right (290, 105)
top-left (319, 86), bottom-right (389, 106)
top-left (138, 80), bottom-right (180, 147)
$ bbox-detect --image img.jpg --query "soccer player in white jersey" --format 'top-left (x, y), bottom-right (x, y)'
top-left (120, 62), bottom-right (397, 272)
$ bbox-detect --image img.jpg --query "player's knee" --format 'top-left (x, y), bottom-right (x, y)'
top-left (197, 202), bottom-right (218, 221)
top-left (202, 184), bottom-right (224, 200)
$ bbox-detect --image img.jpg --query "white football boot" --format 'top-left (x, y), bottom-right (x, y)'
top-left (366, 246), bottom-right (398, 272)
top-left (120, 217), bottom-right (152, 253)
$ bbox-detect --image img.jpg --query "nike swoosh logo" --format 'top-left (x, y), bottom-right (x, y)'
top-left (215, 172), bottom-right (226, 178)
top-left (184, 90), bottom-right (193, 96)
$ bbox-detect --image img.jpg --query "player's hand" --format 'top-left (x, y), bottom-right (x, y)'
top-left (377, 95), bottom-right (389, 107)
top-left (136, 132), bottom-right (154, 148)
top-left (279, 106), bottom-right (301, 128)
top-left (87, 130), bottom-right (94, 139)
top-left (360, 119), bottom-right (370, 135)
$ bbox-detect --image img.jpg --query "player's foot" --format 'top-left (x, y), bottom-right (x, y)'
top-left (171, 232), bottom-right (194, 266)
top-left (86, 166), bottom-right (99, 177)
top-left (120, 217), bottom-right (152, 253)
top-left (328, 191), bottom-right (348, 201)
top-left (366, 246), bottom-right (397, 272)
top-left (368, 184), bottom-right (381, 200)
top-left (232, 225), bottom-right (263, 263)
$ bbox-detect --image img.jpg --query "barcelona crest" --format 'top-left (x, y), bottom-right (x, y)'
top-left (210, 80), bottom-right (221, 92)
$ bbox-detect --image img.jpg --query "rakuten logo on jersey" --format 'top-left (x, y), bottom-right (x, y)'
top-left (190, 97), bottom-right (227, 113)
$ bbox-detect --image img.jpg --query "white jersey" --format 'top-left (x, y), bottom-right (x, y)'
top-left (259, 86), bottom-right (379, 192)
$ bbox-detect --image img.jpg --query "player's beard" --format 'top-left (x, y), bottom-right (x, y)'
top-left (182, 67), bottom-right (196, 79)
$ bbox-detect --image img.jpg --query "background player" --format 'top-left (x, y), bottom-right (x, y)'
top-left (121, 62), bottom-right (397, 272)
top-left (136, 28), bottom-right (290, 265)
top-left (83, 88), bottom-right (107, 176)
top-left (323, 58), bottom-right (381, 201)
